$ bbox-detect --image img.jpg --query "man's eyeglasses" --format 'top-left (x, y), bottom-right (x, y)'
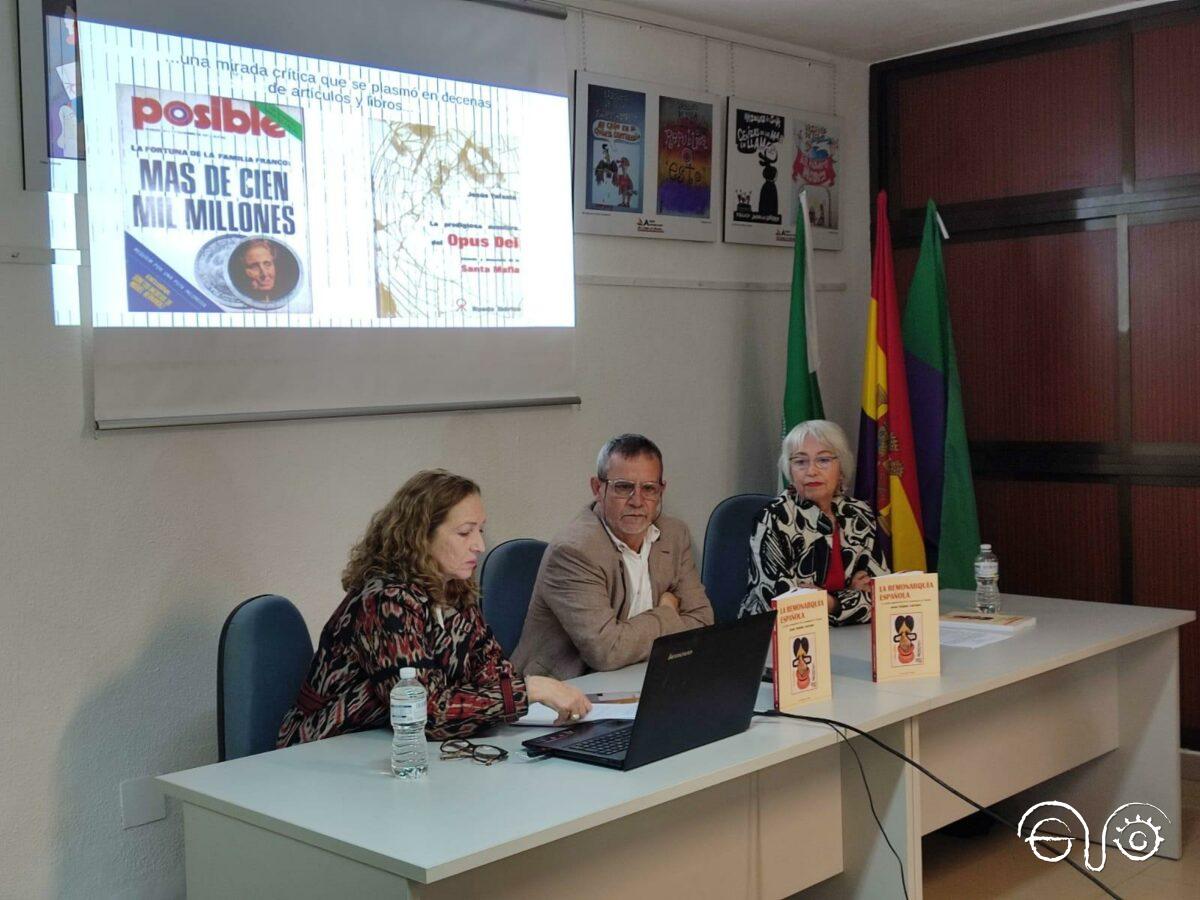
top-left (600, 478), bottom-right (663, 500)
top-left (439, 738), bottom-right (509, 765)
top-left (789, 454), bottom-right (838, 471)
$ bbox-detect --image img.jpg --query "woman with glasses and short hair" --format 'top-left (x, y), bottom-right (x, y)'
top-left (277, 470), bottom-right (590, 748)
top-left (739, 420), bottom-right (889, 625)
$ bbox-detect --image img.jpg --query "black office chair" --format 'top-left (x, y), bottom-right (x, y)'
top-left (217, 594), bottom-right (314, 761)
top-left (479, 539), bottom-right (548, 657)
top-left (701, 493), bottom-right (774, 624)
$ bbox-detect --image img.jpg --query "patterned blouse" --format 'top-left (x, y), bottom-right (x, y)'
top-left (277, 577), bottom-right (528, 747)
top-left (739, 489), bottom-right (890, 625)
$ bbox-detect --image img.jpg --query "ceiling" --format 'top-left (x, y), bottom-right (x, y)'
top-left (598, 0), bottom-right (1164, 61)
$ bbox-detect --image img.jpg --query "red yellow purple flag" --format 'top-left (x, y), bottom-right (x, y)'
top-left (854, 191), bottom-right (927, 571)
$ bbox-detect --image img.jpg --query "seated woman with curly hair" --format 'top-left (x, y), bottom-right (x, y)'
top-left (277, 470), bottom-right (590, 747)
top-left (739, 420), bottom-right (889, 626)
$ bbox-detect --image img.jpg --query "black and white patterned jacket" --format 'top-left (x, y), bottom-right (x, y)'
top-left (739, 489), bottom-right (889, 625)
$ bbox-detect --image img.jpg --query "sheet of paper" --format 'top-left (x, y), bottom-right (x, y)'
top-left (515, 702), bottom-right (639, 726)
top-left (939, 624), bottom-right (1013, 649)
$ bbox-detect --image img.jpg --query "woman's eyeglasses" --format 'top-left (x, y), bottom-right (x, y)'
top-left (789, 454), bottom-right (838, 471)
top-left (893, 631), bottom-right (918, 643)
top-left (792, 654), bottom-right (813, 666)
top-left (439, 738), bottom-right (509, 766)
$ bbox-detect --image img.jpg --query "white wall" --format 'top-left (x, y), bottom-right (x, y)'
top-left (0, 2), bottom-right (870, 896)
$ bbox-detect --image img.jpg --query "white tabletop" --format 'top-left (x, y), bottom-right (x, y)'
top-left (833, 590), bottom-right (1193, 708)
top-left (157, 591), bottom-right (1192, 883)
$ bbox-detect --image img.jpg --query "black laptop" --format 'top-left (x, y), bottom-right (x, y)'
top-left (522, 611), bottom-right (777, 771)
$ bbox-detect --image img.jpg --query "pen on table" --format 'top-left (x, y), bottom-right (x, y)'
top-left (584, 692), bottom-right (640, 704)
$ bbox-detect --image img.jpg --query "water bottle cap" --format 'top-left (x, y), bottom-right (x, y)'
top-left (980, 544), bottom-right (992, 551)
top-left (399, 666), bottom-right (417, 679)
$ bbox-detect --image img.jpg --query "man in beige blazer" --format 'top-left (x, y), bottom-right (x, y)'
top-left (511, 434), bottom-right (715, 680)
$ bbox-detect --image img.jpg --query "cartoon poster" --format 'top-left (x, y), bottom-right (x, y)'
top-left (657, 96), bottom-right (713, 218)
top-left (574, 72), bottom-right (721, 241)
top-left (44, 1), bottom-right (84, 161)
top-left (793, 115), bottom-right (840, 237)
top-left (17, 0), bottom-right (86, 190)
top-left (724, 98), bottom-right (842, 250)
top-left (585, 84), bottom-right (644, 213)
top-left (729, 107), bottom-right (785, 227)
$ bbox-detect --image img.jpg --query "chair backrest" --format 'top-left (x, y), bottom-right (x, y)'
top-left (479, 538), bottom-right (548, 657)
top-left (218, 594), bottom-right (314, 761)
top-left (701, 493), bottom-right (774, 624)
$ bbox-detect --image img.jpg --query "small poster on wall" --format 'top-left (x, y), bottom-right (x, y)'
top-left (17, 0), bottom-right (87, 192)
top-left (724, 97), bottom-right (841, 250)
top-left (574, 71), bottom-right (721, 242)
top-left (657, 95), bottom-right (714, 219)
top-left (583, 81), bottom-right (645, 214)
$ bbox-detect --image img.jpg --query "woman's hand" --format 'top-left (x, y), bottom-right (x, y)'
top-left (526, 675), bottom-right (593, 724)
top-left (849, 571), bottom-right (872, 593)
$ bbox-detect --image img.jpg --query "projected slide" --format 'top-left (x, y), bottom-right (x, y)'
top-left (78, 21), bottom-right (573, 328)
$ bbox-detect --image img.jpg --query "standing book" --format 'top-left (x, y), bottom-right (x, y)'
top-left (771, 589), bottom-right (832, 710)
top-left (871, 572), bottom-right (941, 682)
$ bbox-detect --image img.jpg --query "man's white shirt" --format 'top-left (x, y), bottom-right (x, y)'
top-left (601, 521), bottom-right (662, 619)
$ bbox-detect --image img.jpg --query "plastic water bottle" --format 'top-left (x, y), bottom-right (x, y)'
top-left (974, 544), bottom-right (1000, 615)
top-left (390, 667), bottom-right (428, 779)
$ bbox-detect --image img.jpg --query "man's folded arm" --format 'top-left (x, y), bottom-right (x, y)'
top-left (671, 538), bottom-right (716, 629)
top-left (541, 542), bottom-right (666, 671)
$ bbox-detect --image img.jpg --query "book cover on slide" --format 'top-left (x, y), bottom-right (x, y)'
top-left (116, 86), bottom-right (311, 317)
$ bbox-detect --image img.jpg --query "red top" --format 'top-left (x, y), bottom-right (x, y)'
top-left (823, 523), bottom-right (847, 591)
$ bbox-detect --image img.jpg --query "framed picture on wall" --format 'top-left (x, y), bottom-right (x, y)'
top-left (573, 71), bottom-right (722, 242)
top-left (723, 98), bottom-right (841, 250)
top-left (17, 0), bottom-right (86, 192)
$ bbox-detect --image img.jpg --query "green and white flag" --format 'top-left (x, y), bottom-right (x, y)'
top-left (783, 190), bottom-right (824, 433)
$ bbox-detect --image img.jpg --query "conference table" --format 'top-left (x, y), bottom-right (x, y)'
top-left (157, 591), bottom-right (1193, 899)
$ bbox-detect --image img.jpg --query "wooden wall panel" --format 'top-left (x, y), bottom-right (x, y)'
top-left (896, 41), bottom-right (1122, 208)
top-left (973, 480), bottom-right (1120, 603)
top-left (1132, 485), bottom-right (1200, 745)
top-left (944, 231), bottom-right (1118, 442)
top-left (1129, 218), bottom-right (1200, 443)
top-left (877, 3), bottom-right (1200, 751)
top-left (894, 246), bottom-right (918, 306)
top-left (889, 234), bottom-right (1118, 443)
top-left (1134, 20), bottom-right (1200, 182)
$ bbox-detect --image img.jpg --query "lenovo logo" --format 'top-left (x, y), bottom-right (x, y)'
top-left (131, 95), bottom-right (285, 138)
top-left (667, 650), bottom-right (693, 661)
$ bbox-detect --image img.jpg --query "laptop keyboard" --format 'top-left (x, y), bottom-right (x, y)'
top-left (571, 726), bottom-right (633, 757)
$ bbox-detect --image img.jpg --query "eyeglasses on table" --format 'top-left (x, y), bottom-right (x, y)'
top-left (439, 738), bottom-right (509, 765)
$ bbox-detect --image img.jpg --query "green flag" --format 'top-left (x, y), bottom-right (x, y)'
top-left (783, 191), bottom-right (824, 433)
top-left (902, 200), bottom-right (980, 589)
